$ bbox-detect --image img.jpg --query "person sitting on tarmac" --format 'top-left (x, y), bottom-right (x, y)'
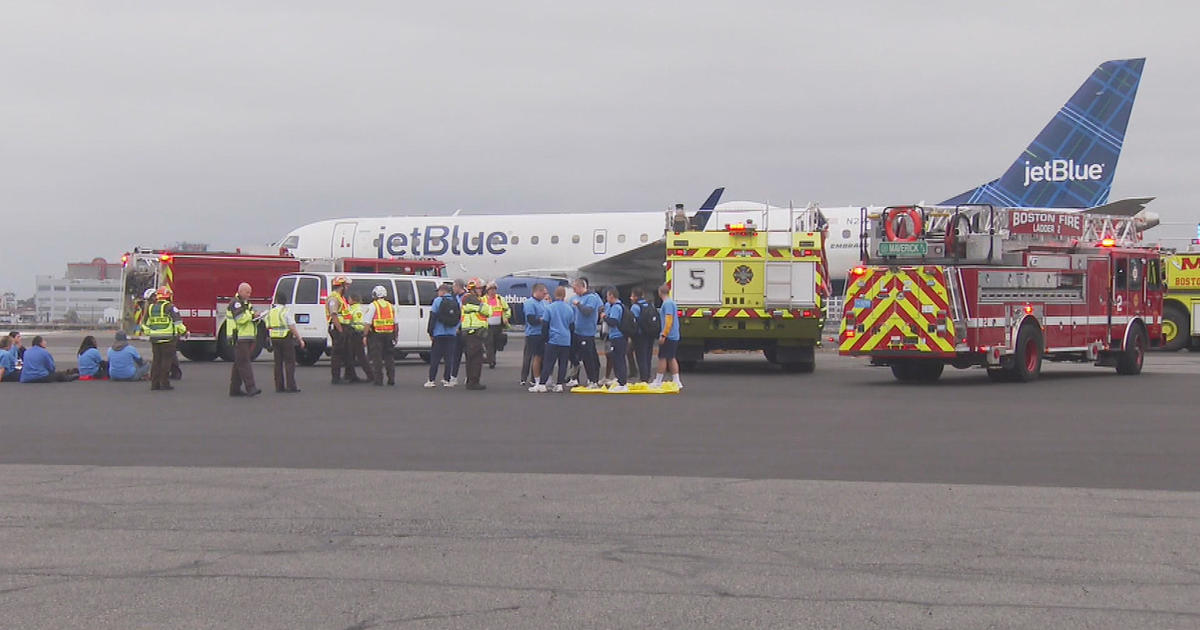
top-left (0, 337), bottom-right (20, 382)
top-left (77, 335), bottom-right (108, 380)
top-left (19, 336), bottom-right (79, 383)
top-left (107, 330), bottom-right (150, 382)
top-left (7, 331), bottom-right (25, 362)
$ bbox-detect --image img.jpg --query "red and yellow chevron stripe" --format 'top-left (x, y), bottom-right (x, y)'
top-left (839, 266), bottom-right (956, 355)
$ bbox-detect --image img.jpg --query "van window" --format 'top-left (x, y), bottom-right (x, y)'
top-left (296, 277), bottom-right (320, 304)
top-left (395, 280), bottom-right (416, 306)
top-left (348, 278), bottom-right (393, 304)
top-left (274, 277), bottom-right (296, 305)
top-left (416, 280), bottom-right (438, 305)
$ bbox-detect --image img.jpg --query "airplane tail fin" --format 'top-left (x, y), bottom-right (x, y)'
top-left (690, 187), bottom-right (725, 230)
top-left (941, 58), bottom-right (1145, 209)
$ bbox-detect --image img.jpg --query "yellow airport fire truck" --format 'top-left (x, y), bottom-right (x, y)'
top-left (1162, 252), bottom-right (1200, 351)
top-left (665, 205), bottom-right (829, 372)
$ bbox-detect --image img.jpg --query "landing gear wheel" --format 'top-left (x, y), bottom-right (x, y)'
top-left (1009, 324), bottom-right (1043, 382)
top-left (1116, 325), bottom-right (1147, 375)
top-left (1161, 304), bottom-right (1189, 352)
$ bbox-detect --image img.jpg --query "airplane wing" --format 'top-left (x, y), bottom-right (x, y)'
top-left (578, 239), bottom-right (666, 288)
top-left (1081, 196), bottom-right (1155, 217)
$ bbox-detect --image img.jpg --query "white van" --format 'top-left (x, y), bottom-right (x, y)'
top-left (273, 272), bottom-right (442, 365)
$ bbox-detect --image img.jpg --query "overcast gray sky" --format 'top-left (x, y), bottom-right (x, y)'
top-left (3, 0), bottom-right (1197, 295)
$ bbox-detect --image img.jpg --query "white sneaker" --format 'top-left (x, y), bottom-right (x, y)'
top-left (609, 384), bottom-right (629, 393)
top-left (448, 376), bottom-right (458, 386)
top-left (585, 382), bottom-right (600, 390)
top-left (564, 379), bottom-right (579, 388)
top-left (673, 379), bottom-right (683, 389)
top-left (442, 379), bottom-right (456, 388)
top-left (552, 384), bottom-right (564, 393)
top-left (528, 383), bottom-right (547, 393)
top-left (423, 380), bottom-right (437, 388)
top-left (650, 379), bottom-right (663, 389)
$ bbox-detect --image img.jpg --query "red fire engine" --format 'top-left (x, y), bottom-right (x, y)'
top-left (838, 204), bottom-right (1164, 382)
top-left (120, 249), bottom-right (444, 362)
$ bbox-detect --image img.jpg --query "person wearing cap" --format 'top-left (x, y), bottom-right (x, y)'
top-left (265, 291), bottom-right (305, 393)
top-left (483, 281), bottom-right (510, 369)
top-left (144, 286), bottom-right (187, 391)
top-left (426, 283), bottom-right (459, 387)
top-left (226, 282), bottom-right (262, 397)
top-left (327, 276), bottom-right (353, 384)
top-left (365, 284), bottom-right (397, 386)
top-left (107, 330), bottom-right (150, 381)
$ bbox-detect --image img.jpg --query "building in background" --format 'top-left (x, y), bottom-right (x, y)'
top-left (35, 258), bottom-right (123, 324)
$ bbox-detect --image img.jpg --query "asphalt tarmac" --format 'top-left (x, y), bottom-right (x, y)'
top-left (3, 334), bottom-right (1199, 628)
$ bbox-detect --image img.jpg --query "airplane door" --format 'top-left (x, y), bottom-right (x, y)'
top-left (593, 229), bottom-right (607, 255)
top-left (332, 222), bottom-right (357, 258)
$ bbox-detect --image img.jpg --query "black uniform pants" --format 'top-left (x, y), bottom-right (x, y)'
top-left (345, 330), bottom-right (371, 381)
top-left (273, 337), bottom-right (298, 391)
top-left (539, 343), bottom-right (570, 386)
top-left (462, 329), bottom-right (485, 386)
top-left (230, 339), bottom-right (258, 394)
top-left (367, 332), bottom-right (396, 385)
top-left (329, 327), bottom-right (347, 382)
top-left (608, 336), bottom-right (629, 386)
top-left (429, 335), bottom-right (457, 382)
top-left (151, 340), bottom-right (176, 390)
top-left (633, 335), bottom-right (654, 383)
top-left (572, 333), bottom-right (600, 384)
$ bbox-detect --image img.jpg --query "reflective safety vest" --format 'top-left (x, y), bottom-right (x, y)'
top-left (329, 291), bottom-right (352, 325)
top-left (265, 305), bottom-right (291, 339)
top-left (350, 303), bottom-right (366, 332)
top-left (460, 301), bottom-right (491, 331)
top-left (371, 299), bottom-right (395, 333)
top-left (484, 295), bottom-right (509, 326)
top-left (145, 300), bottom-right (186, 341)
top-left (225, 299), bottom-right (257, 341)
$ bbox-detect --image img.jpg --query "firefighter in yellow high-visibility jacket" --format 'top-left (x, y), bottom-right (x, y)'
top-left (459, 292), bottom-right (492, 390)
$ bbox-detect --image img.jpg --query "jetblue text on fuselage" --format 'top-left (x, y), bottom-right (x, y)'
top-left (1022, 160), bottom-right (1104, 187)
top-left (377, 226), bottom-right (508, 258)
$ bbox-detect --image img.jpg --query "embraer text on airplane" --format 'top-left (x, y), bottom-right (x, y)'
top-left (377, 226), bottom-right (508, 258)
top-left (1023, 160), bottom-right (1104, 187)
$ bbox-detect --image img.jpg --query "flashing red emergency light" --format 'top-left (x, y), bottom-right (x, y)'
top-left (1023, 304), bottom-right (1034, 315)
top-left (120, 254), bottom-right (129, 266)
top-left (159, 254), bottom-right (172, 262)
top-left (851, 266), bottom-right (867, 277)
top-left (802, 309), bottom-right (814, 318)
top-left (1100, 238), bottom-right (1116, 247)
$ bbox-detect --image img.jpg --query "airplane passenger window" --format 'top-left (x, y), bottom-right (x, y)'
top-left (842, 229), bottom-right (852, 239)
top-left (640, 234), bottom-right (648, 243)
top-left (531, 236), bottom-right (540, 245)
top-left (595, 234), bottom-right (605, 244)
top-left (551, 235), bottom-right (560, 244)
top-left (511, 236), bottom-right (520, 245)
top-left (572, 235), bottom-right (581, 244)
top-left (617, 234), bottom-right (626, 244)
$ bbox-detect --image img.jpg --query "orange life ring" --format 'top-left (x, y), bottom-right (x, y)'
top-left (885, 207), bottom-right (923, 242)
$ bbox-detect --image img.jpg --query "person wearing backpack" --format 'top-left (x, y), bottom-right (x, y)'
top-left (629, 286), bottom-right (659, 383)
top-left (425, 283), bottom-right (461, 387)
top-left (603, 288), bottom-right (632, 392)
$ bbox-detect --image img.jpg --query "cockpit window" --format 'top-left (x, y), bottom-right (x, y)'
top-left (280, 235), bottom-right (300, 249)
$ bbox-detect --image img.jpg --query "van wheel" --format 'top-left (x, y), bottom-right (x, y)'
top-left (419, 352), bottom-right (431, 363)
top-left (1009, 323), bottom-right (1043, 382)
top-left (296, 343), bottom-right (325, 366)
top-left (1116, 325), bottom-right (1147, 375)
top-left (394, 351), bottom-right (409, 360)
top-left (1161, 304), bottom-right (1189, 352)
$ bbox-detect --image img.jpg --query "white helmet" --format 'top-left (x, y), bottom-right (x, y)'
top-left (142, 288), bottom-right (156, 299)
top-left (372, 285), bottom-right (388, 298)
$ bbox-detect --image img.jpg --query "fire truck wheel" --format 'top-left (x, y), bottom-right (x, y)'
top-left (1116, 325), bottom-right (1147, 375)
top-left (216, 331), bottom-right (234, 362)
top-left (986, 368), bottom-right (1011, 382)
top-left (1161, 303), bottom-right (1189, 352)
top-left (1011, 324), bottom-right (1043, 382)
top-left (179, 341), bottom-right (217, 362)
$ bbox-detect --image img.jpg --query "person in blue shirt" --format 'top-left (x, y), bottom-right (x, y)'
top-left (107, 330), bottom-right (150, 381)
top-left (426, 283), bottom-right (460, 387)
top-left (530, 286), bottom-right (574, 392)
top-left (0, 336), bottom-right (19, 382)
top-left (520, 283), bottom-right (549, 386)
top-left (77, 336), bottom-right (107, 380)
top-left (629, 287), bottom-right (655, 383)
top-left (20, 336), bottom-right (78, 383)
top-left (603, 288), bottom-right (629, 391)
top-left (569, 277), bottom-right (603, 388)
top-left (652, 284), bottom-right (683, 388)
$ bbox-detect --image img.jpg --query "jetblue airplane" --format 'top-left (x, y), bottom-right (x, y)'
top-left (276, 58), bottom-right (1148, 288)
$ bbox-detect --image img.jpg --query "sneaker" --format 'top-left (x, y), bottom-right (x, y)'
top-left (609, 384), bottom-right (629, 393)
top-left (585, 382), bottom-right (600, 390)
top-left (448, 376), bottom-right (458, 386)
top-left (649, 380), bottom-right (663, 389)
top-left (564, 378), bottom-right (579, 388)
top-left (466, 383), bottom-right (486, 390)
top-left (442, 379), bottom-right (456, 388)
top-left (520, 380), bottom-right (529, 387)
top-left (552, 384), bottom-right (564, 393)
top-left (423, 380), bottom-right (437, 388)
top-left (528, 383), bottom-right (547, 393)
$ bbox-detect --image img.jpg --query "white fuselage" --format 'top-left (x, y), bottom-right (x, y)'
top-left (276, 204), bottom-right (871, 284)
